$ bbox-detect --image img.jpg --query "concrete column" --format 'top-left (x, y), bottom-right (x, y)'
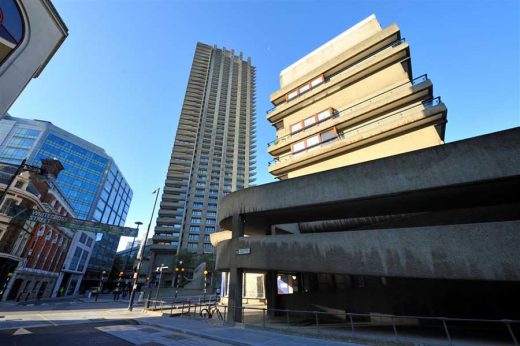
top-left (265, 271), bottom-right (278, 316)
top-left (231, 214), bottom-right (244, 238)
top-left (227, 214), bottom-right (245, 322)
top-left (227, 267), bottom-right (243, 322)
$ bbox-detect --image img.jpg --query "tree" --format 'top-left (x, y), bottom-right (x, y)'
top-left (172, 248), bottom-right (195, 269)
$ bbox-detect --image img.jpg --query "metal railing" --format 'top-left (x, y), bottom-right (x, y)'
top-left (268, 96), bottom-right (442, 167)
top-left (145, 294), bottom-right (219, 315)
top-left (265, 38), bottom-right (408, 116)
top-left (217, 305), bottom-right (519, 346)
top-left (266, 73), bottom-right (429, 149)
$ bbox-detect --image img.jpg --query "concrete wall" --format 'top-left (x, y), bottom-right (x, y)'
top-left (0, 0), bottom-right (67, 116)
top-left (216, 221), bottom-right (520, 281)
top-left (219, 127), bottom-right (520, 226)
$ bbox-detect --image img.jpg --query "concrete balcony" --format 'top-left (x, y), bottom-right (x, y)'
top-left (163, 186), bottom-right (187, 194)
top-left (152, 234), bottom-right (179, 242)
top-left (150, 243), bottom-right (177, 253)
top-left (268, 97), bottom-right (447, 177)
top-left (267, 75), bottom-right (433, 156)
top-left (267, 37), bottom-right (408, 124)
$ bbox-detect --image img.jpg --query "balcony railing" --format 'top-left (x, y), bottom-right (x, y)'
top-left (266, 38), bottom-right (407, 116)
top-left (267, 74), bottom-right (428, 149)
top-left (268, 96), bottom-right (442, 167)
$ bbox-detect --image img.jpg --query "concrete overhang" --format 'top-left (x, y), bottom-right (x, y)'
top-left (215, 221), bottom-right (520, 281)
top-left (218, 127), bottom-right (520, 231)
top-left (210, 230), bottom-right (231, 247)
top-left (270, 24), bottom-right (402, 106)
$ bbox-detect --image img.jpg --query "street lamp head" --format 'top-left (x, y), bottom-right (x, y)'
top-left (203, 270), bottom-right (208, 276)
top-left (40, 158), bottom-right (64, 180)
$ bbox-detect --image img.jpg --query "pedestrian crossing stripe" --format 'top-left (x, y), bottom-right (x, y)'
top-left (13, 328), bottom-right (32, 335)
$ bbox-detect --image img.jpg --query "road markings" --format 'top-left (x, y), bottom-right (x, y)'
top-left (38, 313), bottom-right (58, 326)
top-left (13, 328), bottom-right (32, 335)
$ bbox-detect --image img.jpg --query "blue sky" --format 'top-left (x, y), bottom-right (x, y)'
top-left (8, 0), bottom-right (519, 249)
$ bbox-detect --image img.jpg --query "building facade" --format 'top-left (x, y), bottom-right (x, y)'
top-left (0, 115), bottom-right (132, 292)
top-left (267, 15), bottom-right (446, 179)
top-left (149, 42), bottom-right (256, 286)
top-left (0, 160), bottom-right (77, 301)
top-left (0, 0), bottom-right (67, 117)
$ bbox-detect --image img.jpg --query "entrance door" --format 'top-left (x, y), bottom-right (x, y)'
top-left (7, 278), bottom-right (22, 300)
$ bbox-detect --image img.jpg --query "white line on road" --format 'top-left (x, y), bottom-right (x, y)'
top-left (38, 313), bottom-right (58, 327)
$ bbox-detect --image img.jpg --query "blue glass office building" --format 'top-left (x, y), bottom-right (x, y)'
top-left (0, 115), bottom-right (132, 288)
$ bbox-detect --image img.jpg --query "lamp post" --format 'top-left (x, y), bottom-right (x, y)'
top-left (123, 221), bottom-right (142, 279)
top-left (154, 264), bottom-right (168, 301)
top-left (128, 188), bottom-right (160, 311)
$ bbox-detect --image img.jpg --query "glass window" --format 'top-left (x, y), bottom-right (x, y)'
top-left (287, 90), bottom-right (298, 101)
top-left (299, 84), bottom-right (310, 94)
top-left (79, 233), bottom-right (87, 244)
top-left (321, 129), bottom-right (336, 143)
top-left (310, 76), bottom-right (324, 87)
top-left (293, 141), bottom-right (305, 153)
top-left (317, 109), bottom-right (332, 121)
top-left (306, 134), bottom-right (320, 147)
top-left (291, 122), bottom-right (302, 134)
top-left (304, 116), bottom-right (316, 128)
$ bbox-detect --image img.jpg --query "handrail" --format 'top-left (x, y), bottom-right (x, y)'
top-left (268, 96), bottom-right (442, 167)
top-left (266, 73), bottom-right (428, 148)
top-left (266, 38), bottom-right (407, 115)
top-left (220, 304), bottom-right (519, 346)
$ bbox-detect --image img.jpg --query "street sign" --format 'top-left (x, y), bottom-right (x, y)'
top-left (10, 208), bottom-right (138, 237)
top-left (236, 248), bottom-right (251, 255)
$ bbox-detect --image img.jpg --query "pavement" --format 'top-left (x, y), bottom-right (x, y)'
top-left (0, 297), bottom-right (366, 345)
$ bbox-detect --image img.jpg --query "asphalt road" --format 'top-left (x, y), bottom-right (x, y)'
top-left (0, 320), bottom-right (134, 346)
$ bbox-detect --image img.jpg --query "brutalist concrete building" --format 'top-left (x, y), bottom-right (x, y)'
top-left (212, 15), bottom-right (520, 322)
top-left (149, 43), bottom-right (256, 286)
